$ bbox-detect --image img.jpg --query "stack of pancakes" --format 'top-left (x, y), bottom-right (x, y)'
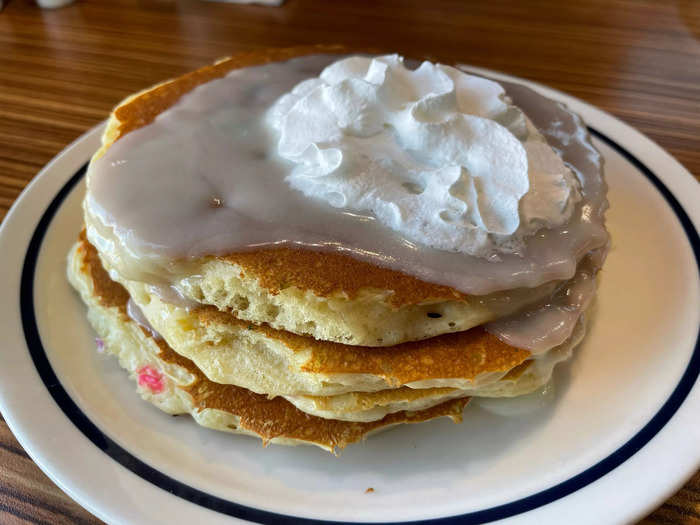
top-left (68, 48), bottom-right (599, 452)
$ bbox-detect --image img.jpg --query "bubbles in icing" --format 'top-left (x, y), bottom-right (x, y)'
top-left (269, 55), bottom-right (581, 256)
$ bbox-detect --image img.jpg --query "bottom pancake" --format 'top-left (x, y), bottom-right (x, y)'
top-left (67, 238), bottom-right (469, 452)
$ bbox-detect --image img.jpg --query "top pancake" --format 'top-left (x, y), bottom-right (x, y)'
top-left (97, 46), bottom-right (469, 305)
top-left (87, 46), bottom-right (565, 346)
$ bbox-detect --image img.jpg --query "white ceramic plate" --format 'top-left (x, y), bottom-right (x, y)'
top-left (0, 71), bottom-right (698, 525)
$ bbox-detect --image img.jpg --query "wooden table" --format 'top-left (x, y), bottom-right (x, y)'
top-left (1, 0), bottom-right (698, 523)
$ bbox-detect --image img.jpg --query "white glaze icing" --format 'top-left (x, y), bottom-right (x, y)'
top-left (486, 259), bottom-right (596, 352)
top-left (85, 55), bottom-right (608, 303)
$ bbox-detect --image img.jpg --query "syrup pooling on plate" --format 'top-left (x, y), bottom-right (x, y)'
top-left (85, 55), bottom-right (608, 302)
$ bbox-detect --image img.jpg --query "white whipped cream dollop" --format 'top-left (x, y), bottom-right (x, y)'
top-left (268, 55), bottom-right (581, 256)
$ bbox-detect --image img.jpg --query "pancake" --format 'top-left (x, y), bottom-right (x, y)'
top-left (82, 45), bottom-right (589, 347)
top-left (67, 232), bottom-right (470, 451)
top-left (286, 319), bottom-right (586, 421)
top-left (70, 47), bottom-right (607, 449)
top-left (159, 252), bottom-right (559, 347)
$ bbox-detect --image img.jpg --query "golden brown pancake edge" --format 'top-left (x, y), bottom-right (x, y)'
top-left (107, 46), bottom-right (473, 307)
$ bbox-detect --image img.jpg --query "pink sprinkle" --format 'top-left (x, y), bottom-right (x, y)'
top-left (137, 365), bottom-right (165, 394)
top-left (95, 337), bottom-right (105, 353)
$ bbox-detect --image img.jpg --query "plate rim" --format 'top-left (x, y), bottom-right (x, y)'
top-left (0, 72), bottom-right (699, 525)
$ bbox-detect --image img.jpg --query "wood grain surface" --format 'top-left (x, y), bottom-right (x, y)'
top-left (1, 0), bottom-right (699, 523)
